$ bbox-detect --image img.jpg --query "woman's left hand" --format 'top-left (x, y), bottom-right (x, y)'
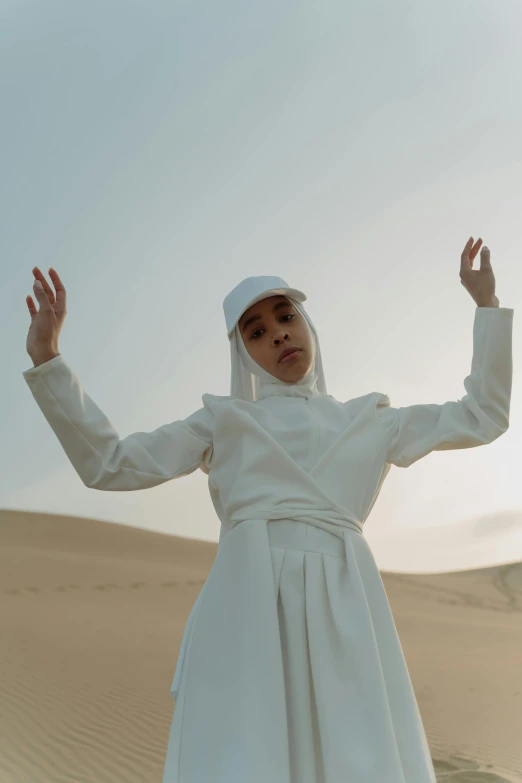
top-left (460, 236), bottom-right (499, 307)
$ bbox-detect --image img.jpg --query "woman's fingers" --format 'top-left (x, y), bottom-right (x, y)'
top-left (480, 245), bottom-right (492, 270)
top-left (470, 238), bottom-right (483, 262)
top-left (48, 268), bottom-right (66, 308)
top-left (32, 266), bottom-right (56, 305)
top-left (31, 267), bottom-right (66, 312)
top-left (461, 236), bottom-right (483, 275)
top-left (26, 294), bottom-right (37, 317)
top-left (31, 278), bottom-right (53, 311)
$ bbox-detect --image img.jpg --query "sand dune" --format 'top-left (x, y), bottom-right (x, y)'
top-left (1, 508), bottom-right (521, 783)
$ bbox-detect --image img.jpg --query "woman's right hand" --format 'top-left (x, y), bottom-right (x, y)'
top-left (26, 266), bottom-right (67, 363)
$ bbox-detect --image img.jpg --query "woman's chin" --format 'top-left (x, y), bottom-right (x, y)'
top-left (276, 357), bottom-right (311, 383)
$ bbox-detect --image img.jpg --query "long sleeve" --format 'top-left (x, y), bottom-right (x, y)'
top-left (22, 354), bottom-right (214, 490)
top-left (377, 306), bottom-right (514, 468)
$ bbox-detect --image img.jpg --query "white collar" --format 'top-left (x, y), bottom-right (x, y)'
top-left (256, 368), bottom-right (324, 400)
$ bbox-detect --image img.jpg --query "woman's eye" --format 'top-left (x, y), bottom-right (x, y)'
top-left (251, 313), bottom-right (294, 339)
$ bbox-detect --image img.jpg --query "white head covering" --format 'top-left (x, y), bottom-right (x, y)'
top-left (223, 275), bottom-right (328, 402)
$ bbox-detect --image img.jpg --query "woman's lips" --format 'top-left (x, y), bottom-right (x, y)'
top-left (279, 349), bottom-right (301, 363)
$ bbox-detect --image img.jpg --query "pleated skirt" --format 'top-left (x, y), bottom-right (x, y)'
top-left (267, 519), bottom-right (349, 783)
top-left (162, 518), bottom-right (436, 782)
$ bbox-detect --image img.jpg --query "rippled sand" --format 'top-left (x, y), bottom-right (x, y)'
top-left (1, 509), bottom-right (521, 782)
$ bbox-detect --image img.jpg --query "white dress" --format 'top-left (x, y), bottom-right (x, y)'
top-left (22, 306), bottom-right (514, 783)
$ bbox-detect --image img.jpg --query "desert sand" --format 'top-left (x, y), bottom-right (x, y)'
top-left (1, 508), bottom-right (521, 783)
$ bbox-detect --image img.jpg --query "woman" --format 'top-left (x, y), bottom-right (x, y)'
top-left (23, 237), bottom-right (513, 782)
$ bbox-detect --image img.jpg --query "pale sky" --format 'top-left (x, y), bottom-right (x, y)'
top-left (3, 0), bottom-right (521, 573)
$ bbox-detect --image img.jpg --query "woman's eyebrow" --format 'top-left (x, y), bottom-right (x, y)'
top-left (240, 300), bottom-right (291, 333)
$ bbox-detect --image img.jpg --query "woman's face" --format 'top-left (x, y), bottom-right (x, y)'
top-left (238, 295), bottom-right (314, 383)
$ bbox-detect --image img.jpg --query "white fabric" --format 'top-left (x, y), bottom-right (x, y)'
top-left (22, 305), bottom-right (514, 782)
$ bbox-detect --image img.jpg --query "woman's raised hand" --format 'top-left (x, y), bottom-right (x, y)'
top-left (26, 267), bottom-right (67, 364)
top-left (460, 237), bottom-right (499, 307)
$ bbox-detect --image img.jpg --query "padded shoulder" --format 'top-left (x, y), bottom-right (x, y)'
top-left (339, 390), bottom-right (390, 414)
top-left (375, 391), bottom-right (391, 408)
top-left (201, 393), bottom-right (235, 407)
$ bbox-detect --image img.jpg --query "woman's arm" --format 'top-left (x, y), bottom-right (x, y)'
top-left (22, 354), bottom-right (213, 490)
top-left (377, 305), bottom-right (514, 468)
